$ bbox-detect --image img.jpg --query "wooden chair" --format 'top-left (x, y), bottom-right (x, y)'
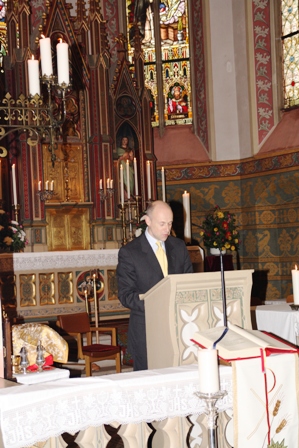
top-left (57, 312), bottom-right (121, 376)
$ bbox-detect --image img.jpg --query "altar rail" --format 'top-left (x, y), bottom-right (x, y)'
top-left (0, 365), bottom-right (233, 448)
top-left (0, 250), bottom-right (127, 321)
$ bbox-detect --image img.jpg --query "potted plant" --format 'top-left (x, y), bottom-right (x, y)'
top-left (199, 205), bottom-right (240, 254)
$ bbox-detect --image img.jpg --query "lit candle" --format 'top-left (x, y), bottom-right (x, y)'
top-left (38, 181), bottom-right (41, 191)
top-left (56, 40), bottom-right (69, 86)
top-left (99, 179), bottom-right (103, 190)
top-left (0, 159), bottom-right (2, 199)
top-left (50, 180), bottom-right (54, 191)
top-left (45, 180), bottom-right (49, 190)
top-left (27, 56), bottom-right (40, 96)
top-left (134, 157), bottom-right (139, 196)
top-left (147, 161), bottom-right (151, 200)
top-left (12, 164), bottom-right (17, 205)
top-left (182, 191), bottom-right (191, 243)
top-left (120, 165), bottom-right (124, 205)
top-left (161, 167), bottom-right (166, 202)
top-left (110, 179), bottom-right (113, 189)
top-left (198, 348), bottom-right (220, 393)
top-left (126, 160), bottom-right (130, 199)
top-left (84, 290), bottom-right (89, 315)
top-left (292, 265), bottom-right (299, 305)
top-left (39, 36), bottom-right (53, 76)
top-left (106, 178), bottom-right (110, 190)
top-left (93, 273), bottom-right (99, 343)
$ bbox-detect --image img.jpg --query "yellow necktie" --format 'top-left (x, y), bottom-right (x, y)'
top-left (156, 241), bottom-right (168, 277)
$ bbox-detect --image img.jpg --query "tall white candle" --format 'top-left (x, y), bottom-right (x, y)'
top-left (12, 164), bottom-right (17, 205)
top-left (27, 57), bottom-right (40, 96)
top-left (120, 164), bottom-right (124, 205)
top-left (126, 160), bottom-right (130, 199)
top-left (147, 161), bottom-right (151, 200)
top-left (38, 181), bottom-right (41, 191)
top-left (50, 180), bottom-right (54, 191)
top-left (182, 191), bottom-right (191, 243)
top-left (134, 157), bottom-right (139, 196)
top-left (106, 178), bottom-right (110, 190)
top-left (110, 179), bottom-right (113, 189)
top-left (39, 36), bottom-right (53, 76)
top-left (45, 180), bottom-right (49, 190)
top-left (198, 348), bottom-right (220, 393)
top-left (161, 167), bottom-right (166, 202)
top-left (292, 265), bottom-right (299, 305)
top-left (56, 40), bottom-right (69, 86)
top-left (99, 179), bottom-right (103, 190)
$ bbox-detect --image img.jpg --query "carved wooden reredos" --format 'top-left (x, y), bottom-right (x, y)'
top-left (1, 0), bottom-right (156, 251)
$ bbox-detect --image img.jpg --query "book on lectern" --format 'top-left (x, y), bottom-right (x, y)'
top-left (191, 323), bottom-right (299, 362)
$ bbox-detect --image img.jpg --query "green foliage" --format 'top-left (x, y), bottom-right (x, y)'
top-left (0, 210), bottom-right (28, 252)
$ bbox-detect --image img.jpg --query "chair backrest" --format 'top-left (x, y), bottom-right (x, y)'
top-left (58, 313), bottom-right (91, 334)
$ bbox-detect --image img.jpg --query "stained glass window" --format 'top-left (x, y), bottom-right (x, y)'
top-left (126, 0), bottom-right (192, 127)
top-left (281, 0), bottom-right (299, 108)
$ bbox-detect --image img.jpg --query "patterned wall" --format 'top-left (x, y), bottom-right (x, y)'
top-left (161, 149), bottom-right (299, 302)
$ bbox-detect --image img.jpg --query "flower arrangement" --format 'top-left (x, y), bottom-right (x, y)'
top-left (199, 205), bottom-right (240, 251)
top-left (0, 210), bottom-right (28, 252)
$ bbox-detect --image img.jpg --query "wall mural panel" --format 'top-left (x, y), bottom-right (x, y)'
top-left (164, 149), bottom-right (299, 302)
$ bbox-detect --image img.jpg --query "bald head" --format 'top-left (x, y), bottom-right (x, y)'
top-left (145, 201), bottom-right (173, 241)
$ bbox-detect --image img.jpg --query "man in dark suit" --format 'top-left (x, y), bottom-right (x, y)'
top-left (117, 200), bottom-right (193, 371)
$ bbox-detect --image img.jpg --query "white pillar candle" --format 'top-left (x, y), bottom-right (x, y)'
top-left (38, 181), bottom-right (41, 191)
top-left (147, 161), bottom-right (151, 200)
top-left (161, 167), bottom-right (166, 202)
top-left (120, 164), bottom-right (124, 205)
top-left (56, 40), bottom-right (69, 86)
top-left (182, 191), bottom-right (191, 243)
top-left (106, 178), bottom-right (110, 190)
top-left (45, 180), bottom-right (49, 190)
top-left (126, 160), bottom-right (130, 199)
top-left (0, 159), bottom-right (2, 199)
top-left (50, 180), bottom-right (54, 191)
top-left (99, 179), bottom-right (103, 190)
top-left (110, 179), bottom-right (113, 189)
top-left (198, 348), bottom-right (220, 393)
top-left (39, 36), bottom-right (53, 76)
top-left (292, 265), bottom-right (299, 305)
top-left (134, 157), bottom-right (139, 196)
top-left (27, 57), bottom-right (40, 96)
top-left (11, 164), bottom-right (17, 205)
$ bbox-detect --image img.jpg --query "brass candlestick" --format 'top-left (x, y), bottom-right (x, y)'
top-left (12, 204), bottom-right (20, 223)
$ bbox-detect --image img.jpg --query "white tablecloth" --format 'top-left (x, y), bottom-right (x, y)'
top-left (0, 364), bottom-right (233, 448)
top-left (13, 367), bottom-right (70, 385)
top-left (255, 303), bottom-right (299, 345)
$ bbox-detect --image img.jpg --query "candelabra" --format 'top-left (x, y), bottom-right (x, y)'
top-left (99, 187), bottom-right (114, 202)
top-left (12, 204), bottom-right (20, 222)
top-left (119, 196), bottom-right (141, 245)
top-left (0, 83), bottom-right (70, 167)
top-left (37, 188), bottom-right (56, 202)
top-left (194, 390), bottom-right (227, 448)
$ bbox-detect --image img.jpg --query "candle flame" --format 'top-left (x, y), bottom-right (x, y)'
top-left (41, 34), bottom-right (46, 39)
top-left (296, 265), bottom-right (298, 271)
top-left (31, 55), bottom-right (34, 60)
top-left (58, 38), bottom-right (63, 43)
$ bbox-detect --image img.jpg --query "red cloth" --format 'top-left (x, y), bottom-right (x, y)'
top-left (27, 354), bottom-right (53, 372)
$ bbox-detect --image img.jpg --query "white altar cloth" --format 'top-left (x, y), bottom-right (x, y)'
top-left (256, 303), bottom-right (299, 345)
top-left (0, 364), bottom-right (233, 448)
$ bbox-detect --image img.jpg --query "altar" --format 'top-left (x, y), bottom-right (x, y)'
top-left (0, 249), bottom-right (125, 321)
top-left (0, 364), bottom-right (234, 448)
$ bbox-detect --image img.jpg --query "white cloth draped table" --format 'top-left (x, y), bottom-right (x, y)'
top-left (255, 304), bottom-right (299, 345)
top-left (0, 364), bottom-right (233, 448)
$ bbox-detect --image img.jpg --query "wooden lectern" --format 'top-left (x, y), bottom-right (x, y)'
top-left (141, 270), bottom-right (254, 369)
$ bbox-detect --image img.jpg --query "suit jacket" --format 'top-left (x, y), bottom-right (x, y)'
top-left (116, 233), bottom-right (193, 368)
